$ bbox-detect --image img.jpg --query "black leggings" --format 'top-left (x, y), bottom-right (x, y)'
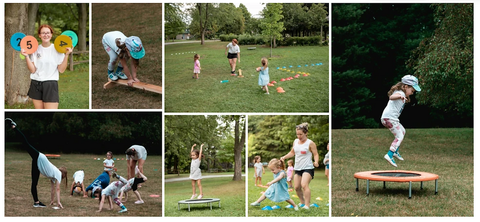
top-left (15, 128), bottom-right (41, 202)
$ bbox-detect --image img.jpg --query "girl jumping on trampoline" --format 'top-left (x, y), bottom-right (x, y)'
top-left (381, 75), bottom-right (421, 167)
top-left (253, 155), bottom-right (265, 186)
top-left (5, 118), bottom-right (67, 208)
top-left (190, 143), bottom-right (204, 199)
top-left (250, 158), bottom-right (298, 210)
top-left (96, 172), bottom-right (130, 213)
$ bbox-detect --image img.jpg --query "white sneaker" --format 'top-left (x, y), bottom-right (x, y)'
top-left (393, 151), bottom-right (404, 161)
top-left (190, 194), bottom-right (198, 199)
top-left (135, 200), bottom-right (144, 204)
top-left (384, 154), bottom-right (398, 167)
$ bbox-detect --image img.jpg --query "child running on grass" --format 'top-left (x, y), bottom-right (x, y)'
top-left (286, 160), bottom-right (294, 188)
top-left (96, 172), bottom-right (129, 213)
top-left (381, 75), bottom-right (421, 167)
top-left (250, 158), bottom-right (298, 211)
top-left (256, 57), bottom-right (270, 94)
top-left (192, 54), bottom-right (201, 79)
top-left (253, 156), bottom-right (265, 186)
top-left (190, 144), bottom-right (204, 199)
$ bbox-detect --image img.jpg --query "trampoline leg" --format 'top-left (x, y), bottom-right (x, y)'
top-left (188, 203), bottom-right (190, 212)
top-left (219, 200), bottom-right (221, 208)
top-left (210, 202), bottom-right (212, 210)
top-left (408, 181), bottom-right (412, 199)
top-left (178, 203), bottom-right (180, 210)
top-left (356, 178), bottom-right (359, 192)
top-left (421, 181), bottom-right (423, 190)
top-left (435, 179), bottom-right (438, 195)
top-left (366, 179), bottom-right (370, 196)
top-left (383, 181), bottom-right (386, 189)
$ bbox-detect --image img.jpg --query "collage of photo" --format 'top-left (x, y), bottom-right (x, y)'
top-left (1, 1), bottom-right (475, 220)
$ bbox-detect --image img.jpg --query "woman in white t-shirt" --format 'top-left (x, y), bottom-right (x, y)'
top-left (125, 145), bottom-right (148, 179)
top-left (225, 39), bottom-right (241, 75)
top-left (381, 75), bottom-right (421, 167)
top-left (5, 118), bottom-right (67, 208)
top-left (280, 122), bottom-right (319, 210)
top-left (21, 24), bottom-right (72, 109)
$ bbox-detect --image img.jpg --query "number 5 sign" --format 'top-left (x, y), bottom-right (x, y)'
top-left (54, 35), bottom-right (72, 53)
top-left (20, 36), bottom-right (39, 54)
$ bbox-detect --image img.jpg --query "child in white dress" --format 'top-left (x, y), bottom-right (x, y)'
top-left (190, 143), bottom-right (204, 199)
top-left (253, 155), bottom-right (265, 186)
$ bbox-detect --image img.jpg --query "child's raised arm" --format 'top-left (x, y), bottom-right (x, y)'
top-left (199, 144), bottom-right (204, 161)
top-left (191, 144), bottom-right (197, 152)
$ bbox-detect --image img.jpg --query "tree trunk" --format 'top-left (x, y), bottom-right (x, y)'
top-left (270, 37), bottom-right (273, 57)
top-left (5, 3), bottom-right (31, 106)
top-left (27, 3), bottom-right (39, 35)
top-left (197, 3), bottom-right (209, 45)
top-left (77, 3), bottom-right (87, 51)
top-left (233, 117), bottom-right (245, 181)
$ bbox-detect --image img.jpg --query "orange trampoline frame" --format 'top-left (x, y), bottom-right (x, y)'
top-left (354, 170), bottom-right (439, 199)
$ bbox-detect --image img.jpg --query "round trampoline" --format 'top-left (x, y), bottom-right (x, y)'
top-left (178, 198), bottom-right (221, 211)
top-left (354, 170), bottom-right (439, 199)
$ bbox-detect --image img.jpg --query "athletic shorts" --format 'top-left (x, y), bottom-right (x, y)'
top-left (227, 53), bottom-right (238, 59)
top-left (295, 169), bottom-right (315, 179)
top-left (28, 80), bottom-right (59, 103)
top-left (326, 164), bottom-right (329, 170)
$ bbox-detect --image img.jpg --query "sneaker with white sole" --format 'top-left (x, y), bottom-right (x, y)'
top-left (190, 194), bottom-right (198, 199)
top-left (302, 205), bottom-right (310, 210)
top-left (118, 208), bottom-right (128, 213)
top-left (197, 194), bottom-right (203, 199)
top-left (250, 202), bottom-right (260, 206)
top-left (33, 201), bottom-right (46, 208)
top-left (294, 206), bottom-right (299, 211)
top-left (115, 72), bottom-right (128, 80)
top-left (135, 200), bottom-right (144, 204)
top-left (108, 72), bottom-right (118, 81)
top-left (384, 154), bottom-right (398, 167)
top-left (393, 151), bottom-right (404, 161)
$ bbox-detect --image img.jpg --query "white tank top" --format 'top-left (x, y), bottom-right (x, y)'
top-left (293, 138), bottom-right (314, 170)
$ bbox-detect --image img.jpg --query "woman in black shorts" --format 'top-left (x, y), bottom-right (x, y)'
top-left (21, 24), bottom-right (72, 109)
top-left (225, 39), bottom-right (241, 75)
top-left (280, 123), bottom-right (319, 210)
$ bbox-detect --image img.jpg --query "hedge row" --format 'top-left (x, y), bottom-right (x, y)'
top-left (219, 34), bottom-right (325, 46)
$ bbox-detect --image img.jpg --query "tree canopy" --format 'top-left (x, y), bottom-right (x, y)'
top-left (5, 112), bottom-right (162, 155)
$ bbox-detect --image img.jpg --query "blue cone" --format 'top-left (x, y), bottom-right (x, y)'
top-left (310, 203), bottom-right (319, 208)
top-left (262, 206), bottom-right (273, 211)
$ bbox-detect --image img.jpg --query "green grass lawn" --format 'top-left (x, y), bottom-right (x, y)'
top-left (4, 68), bottom-right (89, 109)
top-left (165, 42), bottom-right (329, 112)
top-left (4, 144), bottom-right (162, 216)
top-left (248, 167), bottom-right (329, 217)
top-left (332, 128), bottom-right (474, 216)
top-left (164, 174), bottom-right (245, 217)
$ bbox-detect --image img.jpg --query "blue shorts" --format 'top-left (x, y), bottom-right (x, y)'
top-left (326, 164), bottom-right (329, 170)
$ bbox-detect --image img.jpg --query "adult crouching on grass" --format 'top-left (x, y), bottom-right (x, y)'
top-left (225, 39), bottom-right (240, 75)
top-left (280, 122), bottom-right (319, 210)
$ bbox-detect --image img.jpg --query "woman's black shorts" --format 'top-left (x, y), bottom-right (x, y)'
top-left (227, 53), bottom-right (238, 59)
top-left (28, 80), bottom-right (59, 103)
top-left (295, 169), bottom-right (315, 179)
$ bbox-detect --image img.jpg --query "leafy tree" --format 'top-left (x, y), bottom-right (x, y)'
top-left (165, 3), bottom-right (186, 41)
top-left (407, 3), bottom-right (473, 121)
top-left (260, 3), bottom-right (285, 57)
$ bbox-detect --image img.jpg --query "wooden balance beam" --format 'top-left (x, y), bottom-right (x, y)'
top-left (103, 80), bottom-right (162, 94)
